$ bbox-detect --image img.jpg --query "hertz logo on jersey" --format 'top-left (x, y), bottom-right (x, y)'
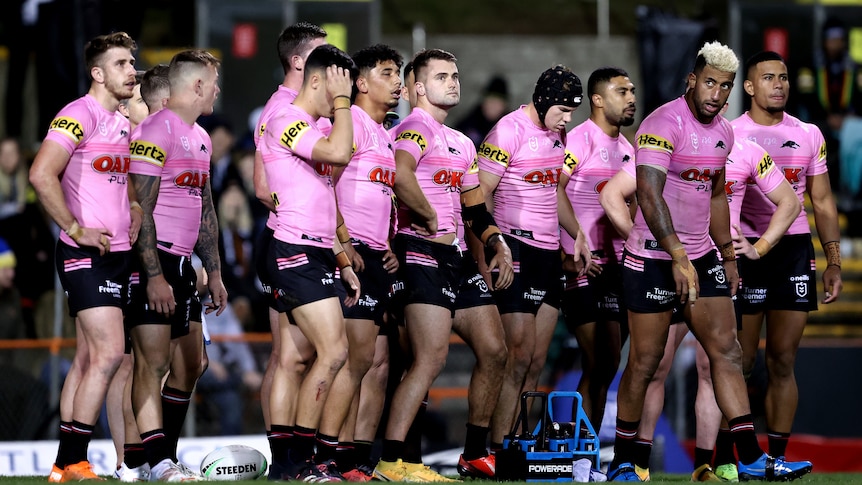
top-left (467, 156), bottom-right (479, 175)
top-left (130, 141), bottom-right (167, 167)
top-left (637, 133), bottom-right (674, 153)
top-left (563, 150), bottom-right (579, 174)
top-left (478, 142), bottom-right (510, 167)
top-left (258, 122), bottom-right (266, 138)
top-left (50, 116), bottom-right (85, 143)
top-left (280, 120), bottom-right (311, 150)
top-left (818, 141), bottom-right (827, 162)
top-left (756, 153), bottom-right (775, 179)
top-left (395, 130), bottom-right (427, 152)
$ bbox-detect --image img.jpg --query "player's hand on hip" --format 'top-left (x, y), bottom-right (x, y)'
top-left (77, 226), bottom-right (113, 255)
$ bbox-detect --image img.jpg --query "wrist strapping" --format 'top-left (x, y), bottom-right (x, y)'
top-left (65, 221), bottom-right (84, 242)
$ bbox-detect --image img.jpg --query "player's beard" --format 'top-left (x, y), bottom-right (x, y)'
top-left (108, 77), bottom-right (134, 101)
top-left (766, 104), bottom-right (786, 114)
top-left (427, 89), bottom-right (460, 109)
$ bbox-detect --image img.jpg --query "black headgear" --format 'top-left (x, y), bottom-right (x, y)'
top-left (532, 65), bottom-right (583, 127)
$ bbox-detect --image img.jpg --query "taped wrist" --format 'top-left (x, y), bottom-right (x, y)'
top-left (462, 202), bottom-right (501, 246)
top-left (716, 241), bottom-right (735, 261)
top-left (753, 236), bottom-right (772, 258)
top-left (336, 251), bottom-right (352, 270)
top-left (336, 223), bottom-right (351, 244)
top-left (66, 221), bottom-right (84, 242)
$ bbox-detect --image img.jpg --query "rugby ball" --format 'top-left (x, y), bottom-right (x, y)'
top-left (200, 444), bottom-right (268, 481)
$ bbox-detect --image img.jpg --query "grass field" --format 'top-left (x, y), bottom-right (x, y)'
top-left (4, 474), bottom-right (862, 483)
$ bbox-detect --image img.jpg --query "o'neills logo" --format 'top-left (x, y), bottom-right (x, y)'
top-left (637, 133), bottom-right (674, 152)
top-left (130, 141), bottom-right (167, 166)
top-left (174, 170), bottom-right (209, 189)
top-left (92, 154), bottom-right (130, 174)
top-left (523, 168), bottom-right (561, 186)
top-left (314, 162), bottom-right (333, 177)
top-left (478, 142), bottom-right (510, 167)
top-left (50, 116), bottom-right (84, 142)
top-left (368, 166), bottom-right (395, 187)
top-left (395, 130), bottom-right (427, 152)
top-left (432, 168), bottom-right (464, 189)
top-left (280, 120), bottom-right (310, 150)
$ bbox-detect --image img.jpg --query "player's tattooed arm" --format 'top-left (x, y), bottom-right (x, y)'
top-left (635, 164), bottom-right (679, 250)
top-left (130, 173), bottom-right (163, 278)
top-left (196, 181), bottom-right (221, 274)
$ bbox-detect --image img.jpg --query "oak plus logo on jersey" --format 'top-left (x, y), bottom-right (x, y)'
top-left (594, 178), bottom-right (611, 194)
top-left (174, 170), bottom-right (209, 197)
top-left (724, 179), bottom-right (737, 197)
top-left (479, 142), bottom-right (510, 167)
top-left (395, 130), bottom-right (427, 152)
top-left (782, 166), bottom-right (804, 186)
top-left (432, 168), bottom-right (464, 192)
top-left (130, 141), bottom-right (167, 167)
top-left (523, 167), bottom-right (562, 186)
top-left (92, 154), bottom-right (130, 175)
top-left (280, 120), bottom-right (310, 150)
top-left (679, 167), bottom-right (722, 183)
top-left (368, 166), bottom-right (395, 188)
top-left (637, 133), bottom-right (674, 152)
top-left (314, 162), bottom-right (334, 180)
top-left (50, 116), bottom-right (85, 142)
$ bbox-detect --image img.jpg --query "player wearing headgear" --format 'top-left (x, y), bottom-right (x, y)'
top-left (605, 41), bottom-right (812, 482)
top-left (477, 65), bottom-right (589, 449)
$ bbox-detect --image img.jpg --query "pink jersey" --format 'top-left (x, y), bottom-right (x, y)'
top-left (724, 138), bottom-right (785, 228)
top-left (442, 125), bottom-right (480, 252)
top-left (731, 112), bottom-right (827, 236)
top-left (562, 119), bottom-right (635, 264)
top-left (335, 106), bottom-right (397, 251)
top-left (261, 104), bottom-right (332, 248)
top-left (627, 96), bottom-right (734, 260)
top-left (255, 85), bottom-right (333, 231)
top-left (478, 106), bottom-right (566, 250)
top-left (129, 109), bottom-right (212, 257)
top-left (45, 95), bottom-right (132, 251)
top-left (393, 107), bottom-right (463, 240)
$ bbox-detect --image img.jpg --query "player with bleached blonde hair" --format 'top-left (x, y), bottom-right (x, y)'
top-left (604, 42), bottom-right (813, 482)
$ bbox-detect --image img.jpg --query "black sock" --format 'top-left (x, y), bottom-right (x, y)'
top-left (633, 437), bottom-right (652, 469)
top-left (767, 429), bottom-right (790, 458)
top-left (729, 415), bottom-right (762, 465)
top-left (161, 386), bottom-right (192, 462)
top-left (463, 423), bottom-right (490, 460)
top-left (124, 443), bottom-right (147, 469)
top-left (403, 396), bottom-right (427, 464)
top-left (141, 429), bottom-right (172, 468)
top-left (55, 421), bottom-right (73, 468)
top-left (381, 439), bottom-right (405, 463)
top-left (314, 433), bottom-right (339, 462)
top-left (287, 426), bottom-right (316, 467)
top-left (65, 421), bottom-right (95, 466)
top-left (269, 425), bottom-right (294, 467)
top-left (334, 442), bottom-right (355, 472)
top-left (353, 440), bottom-right (373, 466)
top-left (694, 447), bottom-right (714, 469)
top-left (714, 428), bottom-right (736, 467)
top-left (610, 418), bottom-right (640, 470)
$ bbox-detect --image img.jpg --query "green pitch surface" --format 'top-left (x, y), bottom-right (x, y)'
top-left (4, 474), bottom-right (862, 483)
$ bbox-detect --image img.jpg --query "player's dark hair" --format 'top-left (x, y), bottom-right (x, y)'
top-left (411, 49), bottom-right (457, 83)
top-left (744, 51), bottom-right (785, 81)
top-left (403, 61), bottom-right (414, 80)
top-left (277, 22), bottom-right (327, 74)
top-left (303, 44), bottom-right (358, 83)
top-left (141, 64), bottom-right (170, 112)
top-left (352, 44), bottom-right (404, 74)
top-left (84, 31), bottom-right (137, 73)
top-left (587, 67), bottom-right (629, 98)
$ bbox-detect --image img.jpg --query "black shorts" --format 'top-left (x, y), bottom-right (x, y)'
top-left (256, 227), bottom-right (291, 313)
top-left (561, 262), bottom-right (626, 328)
top-left (622, 250), bottom-right (731, 314)
top-left (55, 241), bottom-right (131, 317)
top-left (454, 257), bottom-right (495, 311)
top-left (491, 235), bottom-right (562, 315)
top-left (391, 234), bottom-right (460, 315)
top-left (125, 250), bottom-right (198, 339)
top-left (268, 240), bottom-right (338, 312)
top-left (738, 234), bottom-right (818, 313)
top-left (336, 242), bottom-right (395, 325)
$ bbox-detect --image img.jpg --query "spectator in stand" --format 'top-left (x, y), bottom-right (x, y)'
top-left (193, 257), bottom-right (262, 436)
top-left (203, 117), bottom-right (241, 209)
top-left (455, 75), bottom-right (509, 148)
top-left (0, 237), bottom-right (25, 347)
